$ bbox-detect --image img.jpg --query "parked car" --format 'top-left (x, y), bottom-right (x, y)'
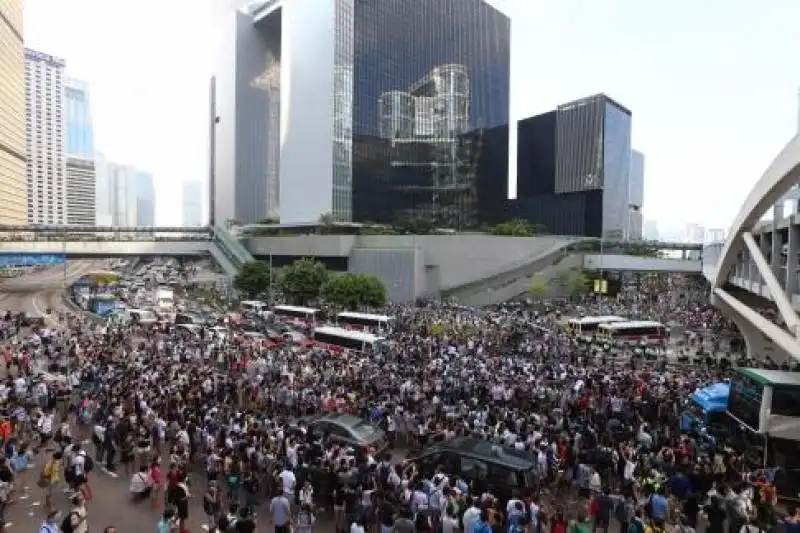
top-left (308, 413), bottom-right (388, 454)
top-left (409, 437), bottom-right (537, 506)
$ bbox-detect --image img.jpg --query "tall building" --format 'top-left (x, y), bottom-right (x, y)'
top-left (509, 94), bottom-right (632, 238)
top-left (642, 220), bottom-right (659, 241)
top-left (64, 76), bottom-right (95, 225)
top-left (628, 150), bottom-right (645, 240)
top-left (94, 153), bottom-right (113, 225)
top-left (213, 0), bottom-right (510, 228)
top-left (706, 228), bottom-right (726, 243)
top-left (100, 160), bottom-right (155, 226)
top-left (0, 0), bottom-right (27, 224)
top-left (134, 171), bottom-right (155, 226)
top-left (24, 48), bottom-right (66, 224)
top-left (685, 223), bottom-right (706, 244)
top-left (182, 181), bottom-right (203, 227)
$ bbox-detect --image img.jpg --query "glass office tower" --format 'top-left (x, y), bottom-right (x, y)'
top-left (351, 0), bottom-right (510, 228)
top-left (213, 0), bottom-right (509, 227)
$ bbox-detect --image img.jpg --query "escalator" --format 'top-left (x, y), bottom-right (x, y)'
top-left (209, 225), bottom-right (254, 273)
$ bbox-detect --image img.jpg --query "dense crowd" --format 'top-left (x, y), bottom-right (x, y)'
top-left (0, 273), bottom-right (793, 533)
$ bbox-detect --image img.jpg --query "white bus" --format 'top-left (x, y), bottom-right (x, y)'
top-left (273, 305), bottom-right (319, 323)
top-left (597, 320), bottom-right (667, 346)
top-left (241, 300), bottom-right (270, 316)
top-left (726, 368), bottom-right (800, 499)
top-left (312, 326), bottom-right (386, 352)
top-left (336, 311), bottom-right (395, 331)
top-left (567, 316), bottom-right (626, 340)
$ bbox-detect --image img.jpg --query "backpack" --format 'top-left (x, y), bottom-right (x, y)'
top-left (61, 511), bottom-right (79, 533)
top-left (627, 521), bottom-right (644, 533)
top-left (84, 455), bottom-right (94, 473)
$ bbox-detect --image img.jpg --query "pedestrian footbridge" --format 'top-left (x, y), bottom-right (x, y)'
top-left (705, 133), bottom-right (800, 364)
top-left (0, 226), bottom-right (255, 276)
top-left (582, 254), bottom-right (702, 273)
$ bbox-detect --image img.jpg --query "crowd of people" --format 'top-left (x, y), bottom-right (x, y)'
top-left (0, 272), bottom-right (793, 533)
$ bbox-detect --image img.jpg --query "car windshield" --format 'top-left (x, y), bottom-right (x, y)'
top-left (349, 420), bottom-right (377, 438)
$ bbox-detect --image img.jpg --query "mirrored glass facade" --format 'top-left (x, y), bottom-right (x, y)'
top-left (350, 0), bottom-right (510, 228)
top-left (601, 101), bottom-right (632, 239)
top-left (64, 77), bottom-right (94, 159)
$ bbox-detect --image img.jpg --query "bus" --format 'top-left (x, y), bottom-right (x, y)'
top-left (336, 311), bottom-right (395, 331)
top-left (597, 320), bottom-right (667, 346)
top-left (566, 316), bottom-right (626, 341)
top-left (241, 300), bottom-right (270, 316)
top-left (312, 326), bottom-right (386, 352)
top-left (726, 368), bottom-right (800, 499)
top-left (273, 305), bottom-right (319, 323)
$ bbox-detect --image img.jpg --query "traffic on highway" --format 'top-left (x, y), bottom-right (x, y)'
top-left (0, 262), bottom-right (794, 533)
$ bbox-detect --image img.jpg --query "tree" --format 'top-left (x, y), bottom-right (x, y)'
top-left (488, 219), bottom-right (536, 236)
top-left (529, 277), bottom-right (548, 298)
top-left (233, 261), bottom-right (274, 298)
top-left (279, 257), bottom-right (330, 304)
top-left (566, 271), bottom-right (590, 294)
top-left (321, 273), bottom-right (388, 310)
top-left (392, 216), bottom-right (434, 235)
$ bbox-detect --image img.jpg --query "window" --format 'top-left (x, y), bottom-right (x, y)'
top-left (771, 388), bottom-right (800, 417)
top-left (487, 463), bottom-right (518, 487)
top-left (460, 457), bottom-right (487, 481)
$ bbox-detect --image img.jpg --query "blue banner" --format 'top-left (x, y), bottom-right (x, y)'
top-left (0, 254), bottom-right (66, 267)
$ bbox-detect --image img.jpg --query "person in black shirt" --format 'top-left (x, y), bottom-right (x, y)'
top-left (235, 507), bottom-right (256, 533)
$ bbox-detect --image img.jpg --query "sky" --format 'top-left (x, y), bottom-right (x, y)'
top-left (23, 0), bottom-right (800, 236)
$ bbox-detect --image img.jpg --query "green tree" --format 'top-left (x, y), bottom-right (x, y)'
top-left (233, 261), bottom-right (274, 298)
top-left (529, 277), bottom-right (548, 298)
top-left (566, 271), bottom-right (590, 294)
top-left (321, 273), bottom-right (388, 310)
top-left (488, 219), bottom-right (536, 236)
top-left (392, 216), bottom-right (434, 235)
top-left (279, 257), bottom-right (330, 304)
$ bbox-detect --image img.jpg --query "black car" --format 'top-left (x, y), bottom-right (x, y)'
top-left (308, 413), bottom-right (388, 454)
top-left (409, 437), bottom-right (537, 505)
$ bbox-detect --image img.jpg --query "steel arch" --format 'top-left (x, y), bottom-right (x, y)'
top-left (712, 134), bottom-right (800, 287)
top-left (710, 133), bottom-right (800, 362)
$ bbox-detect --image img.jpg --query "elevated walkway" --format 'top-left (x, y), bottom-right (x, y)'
top-left (582, 254), bottom-right (702, 273)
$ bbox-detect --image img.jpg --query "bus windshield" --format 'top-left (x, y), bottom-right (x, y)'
top-left (728, 374), bottom-right (763, 431)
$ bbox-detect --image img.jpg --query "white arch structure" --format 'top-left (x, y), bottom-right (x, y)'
top-left (710, 134), bottom-right (800, 362)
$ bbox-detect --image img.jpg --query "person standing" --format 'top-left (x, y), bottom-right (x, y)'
top-left (270, 489), bottom-right (292, 533)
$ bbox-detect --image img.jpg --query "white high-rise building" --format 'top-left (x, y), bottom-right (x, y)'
top-left (64, 77), bottom-right (96, 225)
top-left (182, 181), bottom-right (203, 227)
top-left (685, 223), bottom-right (706, 244)
top-left (25, 48), bottom-right (67, 224)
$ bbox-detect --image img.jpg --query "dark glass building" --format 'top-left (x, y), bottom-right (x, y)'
top-left (351, 0), bottom-right (510, 229)
top-left (512, 93), bottom-right (632, 238)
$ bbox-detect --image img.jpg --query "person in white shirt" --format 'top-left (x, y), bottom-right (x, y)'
top-left (462, 499), bottom-right (481, 533)
top-left (36, 411), bottom-right (55, 453)
top-left (278, 466), bottom-right (296, 501)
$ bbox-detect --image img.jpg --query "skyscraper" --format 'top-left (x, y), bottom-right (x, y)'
top-left (133, 171), bottom-right (155, 226)
top-left (213, 0), bottom-right (510, 227)
top-left (182, 181), bottom-right (203, 227)
top-left (25, 48), bottom-right (66, 224)
top-left (510, 94), bottom-right (632, 238)
top-left (64, 77), bottom-right (96, 225)
top-left (628, 150), bottom-right (645, 240)
top-left (102, 161), bottom-right (155, 226)
top-left (0, 0), bottom-right (28, 224)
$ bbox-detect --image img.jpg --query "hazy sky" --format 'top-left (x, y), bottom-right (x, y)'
top-left (23, 0), bottom-right (800, 233)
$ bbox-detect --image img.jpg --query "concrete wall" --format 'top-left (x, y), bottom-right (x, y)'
top-left (583, 254), bottom-right (701, 273)
top-left (246, 234), bottom-right (579, 297)
top-left (0, 240), bottom-right (210, 255)
top-left (349, 248), bottom-right (421, 303)
top-left (245, 235), bottom-right (357, 256)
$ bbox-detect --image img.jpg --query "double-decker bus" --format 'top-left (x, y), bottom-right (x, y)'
top-left (335, 311), bottom-right (395, 331)
top-left (566, 316), bottom-right (626, 341)
top-left (312, 326), bottom-right (386, 353)
top-left (272, 305), bottom-right (319, 323)
top-left (597, 320), bottom-right (667, 346)
top-left (726, 368), bottom-right (800, 499)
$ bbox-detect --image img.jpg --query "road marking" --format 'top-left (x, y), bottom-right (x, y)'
top-left (100, 466), bottom-right (119, 478)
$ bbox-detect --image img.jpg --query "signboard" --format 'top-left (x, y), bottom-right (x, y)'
top-left (0, 254), bottom-right (65, 267)
top-left (593, 279), bottom-right (608, 294)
